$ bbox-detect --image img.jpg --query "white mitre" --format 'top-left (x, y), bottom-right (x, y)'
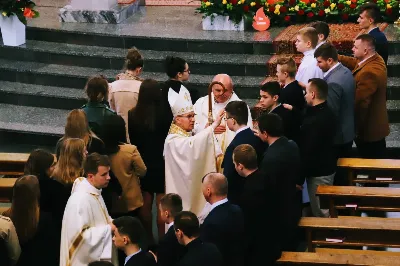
top-left (168, 85), bottom-right (194, 117)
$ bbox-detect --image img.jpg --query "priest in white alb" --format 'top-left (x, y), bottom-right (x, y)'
top-left (60, 153), bottom-right (118, 266)
top-left (193, 74), bottom-right (252, 172)
top-left (164, 85), bottom-right (224, 216)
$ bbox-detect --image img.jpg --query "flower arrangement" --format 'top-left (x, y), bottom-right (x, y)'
top-left (196, 0), bottom-right (399, 26)
top-left (0, 0), bottom-right (40, 25)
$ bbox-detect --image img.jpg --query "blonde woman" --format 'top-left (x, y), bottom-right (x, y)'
top-left (3, 175), bottom-right (58, 266)
top-left (56, 109), bottom-right (104, 159)
top-left (109, 47), bottom-right (144, 142)
top-left (52, 138), bottom-right (86, 190)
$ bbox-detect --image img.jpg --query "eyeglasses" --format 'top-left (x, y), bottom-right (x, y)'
top-left (178, 114), bottom-right (195, 119)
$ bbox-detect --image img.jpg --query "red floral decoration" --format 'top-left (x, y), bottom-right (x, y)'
top-left (289, 0), bottom-right (296, 5)
top-left (284, 15), bottom-right (291, 21)
top-left (318, 10), bottom-right (325, 16)
top-left (298, 9), bottom-right (305, 15)
top-left (342, 13), bottom-right (349, 20)
top-left (337, 3), bottom-right (345, 9)
top-left (243, 5), bottom-right (250, 12)
top-left (269, 5), bottom-right (275, 12)
top-left (350, 3), bottom-right (356, 8)
top-left (23, 7), bottom-right (34, 18)
top-left (386, 8), bottom-right (393, 14)
top-left (230, 0), bottom-right (238, 5)
top-left (280, 6), bottom-right (287, 12)
top-left (307, 11), bottom-right (314, 17)
top-left (323, 0), bottom-right (330, 7)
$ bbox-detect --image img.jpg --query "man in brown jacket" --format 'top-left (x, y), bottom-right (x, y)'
top-left (339, 34), bottom-right (389, 158)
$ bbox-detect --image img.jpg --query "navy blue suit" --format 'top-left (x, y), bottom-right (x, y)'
top-left (369, 27), bottom-right (388, 65)
top-left (222, 128), bottom-right (266, 205)
top-left (157, 225), bottom-right (185, 266)
top-left (200, 202), bottom-right (245, 266)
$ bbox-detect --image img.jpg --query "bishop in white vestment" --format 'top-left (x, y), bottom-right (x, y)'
top-left (164, 85), bottom-right (224, 215)
top-left (60, 177), bottom-right (117, 266)
top-left (193, 74), bottom-right (252, 171)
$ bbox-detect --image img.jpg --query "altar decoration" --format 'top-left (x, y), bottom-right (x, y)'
top-left (0, 0), bottom-right (39, 46)
top-left (197, 0), bottom-right (398, 27)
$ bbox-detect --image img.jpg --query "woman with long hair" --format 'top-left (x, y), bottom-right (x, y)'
top-left (24, 149), bottom-right (66, 225)
top-left (128, 79), bottom-right (166, 243)
top-left (56, 109), bottom-right (104, 159)
top-left (109, 47), bottom-right (144, 142)
top-left (3, 175), bottom-right (58, 266)
top-left (52, 138), bottom-right (86, 189)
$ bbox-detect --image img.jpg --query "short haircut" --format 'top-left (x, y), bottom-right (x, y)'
top-left (225, 101), bottom-right (249, 126)
top-left (233, 144), bottom-right (258, 170)
top-left (160, 193), bottom-right (183, 218)
top-left (174, 211), bottom-right (200, 238)
top-left (84, 153), bottom-right (110, 176)
top-left (165, 56), bottom-right (187, 78)
top-left (311, 21), bottom-right (330, 40)
top-left (250, 107), bottom-right (268, 122)
top-left (260, 81), bottom-right (281, 97)
top-left (298, 27), bottom-right (319, 48)
top-left (85, 76), bottom-right (108, 102)
top-left (360, 2), bottom-right (382, 23)
top-left (308, 78), bottom-right (329, 100)
top-left (202, 172), bottom-right (228, 196)
top-left (314, 42), bottom-right (338, 61)
top-left (257, 113), bottom-right (284, 137)
top-left (356, 34), bottom-right (376, 50)
top-left (112, 216), bottom-right (146, 245)
top-left (276, 57), bottom-right (297, 78)
top-left (88, 262), bottom-right (114, 266)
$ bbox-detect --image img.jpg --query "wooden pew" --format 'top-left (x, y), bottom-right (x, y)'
top-left (0, 178), bottom-right (17, 203)
top-left (337, 158), bottom-right (400, 185)
top-left (299, 216), bottom-right (400, 252)
top-left (276, 251), bottom-right (400, 265)
top-left (316, 247), bottom-right (400, 257)
top-left (317, 186), bottom-right (400, 217)
top-left (0, 153), bottom-right (29, 176)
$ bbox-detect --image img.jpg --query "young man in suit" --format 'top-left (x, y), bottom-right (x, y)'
top-left (175, 211), bottom-right (222, 266)
top-left (259, 81), bottom-right (300, 143)
top-left (256, 113), bottom-right (301, 256)
top-left (276, 57), bottom-right (305, 112)
top-left (315, 43), bottom-right (356, 185)
top-left (339, 34), bottom-right (389, 159)
top-left (301, 78), bottom-right (336, 217)
top-left (158, 193), bottom-right (185, 266)
top-left (233, 144), bottom-right (267, 266)
top-left (201, 173), bottom-right (245, 266)
top-left (222, 101), bottom-right (266, 205)
top-left (358, 3), bottom-right (388, 65)
top-left (112, 216), bottom-right (157, 266)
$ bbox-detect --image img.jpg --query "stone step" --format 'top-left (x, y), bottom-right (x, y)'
top-left (0, 40), bottom-right (270, 77)
top-left (0, 59), bottom-right (400, 102)
top-left (1, 103), bottom-right (399, 156)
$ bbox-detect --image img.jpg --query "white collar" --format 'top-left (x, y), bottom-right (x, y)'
top-left (283, 80), bottom-right (295, 88)
top-left (315, 40), bottom-right (326, 49)
top-left (358, 53), bottom-right (376, 66)
top-left (125, 249), bottom-right (142, 265)
top-left (269, 103), bottom-right (281, 113)
top-left (71, 177), bottom-right (102, 196)
top-left (167, 221), bottom-right (174, 230)
top-left (210, 198), bottom-right (228, 212)
top-left (235, 126), bottom-right (249, 135)
top-left (303, 49), bottom-right (315, 57)
top-left (323, 62), bottom-right (341, 77)
top-left (368, 26), bottom-right (379, 33)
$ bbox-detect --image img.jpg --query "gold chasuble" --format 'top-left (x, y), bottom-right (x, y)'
top-left (164, 124), bottom-right (217, 215)
top-left (60, 178), bottom-right (118, 266)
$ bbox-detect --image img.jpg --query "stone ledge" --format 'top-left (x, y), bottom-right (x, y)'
top-left (59, 1), bottom-right (139, 24)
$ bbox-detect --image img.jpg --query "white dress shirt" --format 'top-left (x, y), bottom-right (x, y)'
top-left (315, 40), bottom-right (326, 50)
top-left (358, 53), bottom-right (376, 66)
top-left (295, 49), bottom-right (324, 84)
top-left (235, 126), bottom-right (250, 135)
top-left (209, 198), bottom-right (228, 212)
top-left (323, 62), bottom-right (341, 78)
top-left (124, 249), bottom-right (142, 265)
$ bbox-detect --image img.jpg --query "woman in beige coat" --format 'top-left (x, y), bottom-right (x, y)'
top-left (103, 115), bottom-right (147, 216)
top-left (109, 47), bottom-right (144, 143)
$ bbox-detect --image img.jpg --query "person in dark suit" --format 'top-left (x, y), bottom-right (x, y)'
top-left (259, 81), bottom-right (301, 143)
top-left (358, 3), bottom-right (388, 65)
top-left (112, 216), bottom-right (157, 266)
top-left (200, 173), bottom-right (244, 266)
top-left (175, 211), bottom-right (222, 266)
top-left (256, 113), bottom-right (301, 262)
top-left (222, 101), bottom-right (266, 205)
top-left (276, 57), bottom-right (306, 111)
top-left (233, 144), bottom-right (267, 265)
top-left (157, 193), bottom-right (185, 266)
top-left (301, 79), bottom-right (336, 217)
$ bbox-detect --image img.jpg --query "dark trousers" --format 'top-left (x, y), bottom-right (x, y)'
top-left (355, 138), bottom-right (386, 159)
top-left (333, 141), bottom-right (354, 186)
